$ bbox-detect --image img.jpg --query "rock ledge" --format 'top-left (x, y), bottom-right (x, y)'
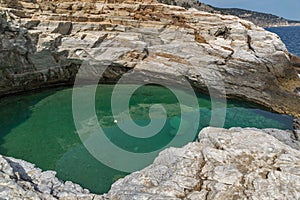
top-left (0, 0), bottom-right (300, 117)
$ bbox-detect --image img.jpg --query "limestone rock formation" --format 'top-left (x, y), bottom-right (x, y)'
top-left (0, 155), bottom-right (104, 199)
top-left (1, 2), bottom-right (300, 199)
top-left (105, 127), bottom-right (300, 199)
top-left (1, 127), bottom-right (300, 199)
top-left (0, 0), bottom-right (299, 117)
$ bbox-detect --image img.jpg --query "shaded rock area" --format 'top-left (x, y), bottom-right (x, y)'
top-left (1, 127), bottom-right (300, 199)
top-left (0, 0), bottom-right (299, 117)
top-left (293, 118), bottom-right (300, 141)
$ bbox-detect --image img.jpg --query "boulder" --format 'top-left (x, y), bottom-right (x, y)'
top-left (105, 127), bottom-right (300, 199)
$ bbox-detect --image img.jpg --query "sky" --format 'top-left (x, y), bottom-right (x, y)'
top-left (199, 0), bottom-right (300, 20)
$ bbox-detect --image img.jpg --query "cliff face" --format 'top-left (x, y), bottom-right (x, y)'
top-left (0, 2), bottom-right (300, 198)
top-left (0, 0), bottom-right (299, 117)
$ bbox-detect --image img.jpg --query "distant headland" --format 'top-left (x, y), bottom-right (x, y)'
top-left (159, 0), bottom-right (300, 27)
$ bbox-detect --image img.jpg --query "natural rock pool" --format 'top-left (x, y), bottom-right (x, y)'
top-left (0, 84), bottom-right (293, 194)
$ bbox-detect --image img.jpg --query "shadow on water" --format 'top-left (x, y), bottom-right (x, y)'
top-left (196, 92), bottom-right (293, 130)
top-left (0, 84), bottom-right (294, 194)
top-left (0, 88), bottom-right (66, 154)
top-left (0, 85), bottom-right (129, 194)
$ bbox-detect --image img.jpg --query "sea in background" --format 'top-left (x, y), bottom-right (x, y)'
top-left (266, 26), bottom-right (300, 57)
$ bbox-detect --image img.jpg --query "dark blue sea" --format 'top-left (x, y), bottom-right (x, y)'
top-left (266, 26), bottom-right (300, 57)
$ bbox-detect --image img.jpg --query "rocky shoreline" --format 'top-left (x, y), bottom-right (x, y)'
top-left (1, 127), bottom-right (300, 199)
top-left (0, 156), bottom-right (103, 199)
top-left (0, 0), bottom-right (300, 117)
top-left (106, 127), bottom-right (300, 199)
top-left (0, 0), bottom-right (300, 199)
top-left (265, 24), bottom-right (300, 28)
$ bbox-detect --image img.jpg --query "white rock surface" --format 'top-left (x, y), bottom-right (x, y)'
top-left (0, 156), bottom-right (103, 199)
top-left (0, 127), bottom-right (300, 199)
top-left (0, 0), bottom-right (299, 116)
top-left (105, 127), bottom-right (300, 200)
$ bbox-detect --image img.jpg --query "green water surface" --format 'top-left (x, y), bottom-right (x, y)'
top-left (0, 84), bottom-right (293, 194)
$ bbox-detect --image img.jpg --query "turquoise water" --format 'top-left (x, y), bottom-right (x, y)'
top-left (0, 84), bottom-right (293, 194)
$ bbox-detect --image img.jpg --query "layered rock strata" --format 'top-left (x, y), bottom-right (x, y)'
top-left (0, 0), bottom-right (299, 117)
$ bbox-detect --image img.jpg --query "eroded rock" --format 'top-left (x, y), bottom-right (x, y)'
top-left (0, 0), bottom-right (299, 117)
top-left (106, 127), bottom-right (300, 199)
top-left (0, 156), bottom-right (103, 199)
top-left (0, 127), bottom-right (300, 199)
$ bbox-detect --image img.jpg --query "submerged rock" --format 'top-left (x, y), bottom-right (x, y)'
top-left (0, 0), bottom-right (299, 117)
